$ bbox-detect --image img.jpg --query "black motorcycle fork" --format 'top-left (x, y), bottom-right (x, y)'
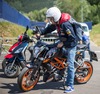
top-left (9, 57), bottom-right (17, 69)
top-left (31, 59), bottom-right (42, 80)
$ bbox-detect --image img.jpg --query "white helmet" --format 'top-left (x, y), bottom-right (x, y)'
top-left (46, 7), bottom-right (61, 22)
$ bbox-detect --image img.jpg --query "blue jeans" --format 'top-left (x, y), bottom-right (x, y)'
top-left (65, 46), bottom-right (76, 87)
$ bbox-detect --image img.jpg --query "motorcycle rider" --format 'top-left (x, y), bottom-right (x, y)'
top-left (35, 7), bottom-right (81, 93)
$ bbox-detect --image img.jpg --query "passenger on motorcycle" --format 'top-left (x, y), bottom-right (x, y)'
top-left (35, 7), bottom-right (80, 93)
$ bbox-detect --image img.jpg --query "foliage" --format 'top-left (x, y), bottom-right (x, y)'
top-left (90, 24), bottom-right (100, 46)
top-left (87, 0), bottom-right (100, 24)
top-left (87, 5), bottom-right (99, 24)
top-left (54, 0), bottom-right (91, 22)
top-left (27, 8), bottom-right (47, 21)
top-left (5, 0), bottom-right (54, 13)
top-left (87, 0), bottom-right (100, 5)
top-left (4, 0), bottom-right (100, 24)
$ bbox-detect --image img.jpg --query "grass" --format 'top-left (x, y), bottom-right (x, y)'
top-left (90, 24), bottom-right (100, 46)
top-left (0, 22), bottom-right (32, 37)
top-left (0, 22), bottom-right (33, 50)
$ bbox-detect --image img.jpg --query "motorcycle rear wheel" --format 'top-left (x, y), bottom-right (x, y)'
top-left (17, 67), bottom-right (40, 92)
top-left (4, 63), bottom-right (20, 78)
top-left (75, 61), bottom-right (93, 84)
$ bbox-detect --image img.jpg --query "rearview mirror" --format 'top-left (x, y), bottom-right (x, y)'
top-left (26, 26), bottom-right (29, 31)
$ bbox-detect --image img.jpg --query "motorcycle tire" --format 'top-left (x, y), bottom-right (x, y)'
top-left (17, 67), bottom-right (40, 92)
top-left (75, 61), bottom-right (93, 84)
top-left (4, 63), bottom-right (20, 78)
top-left (2, 59), bottom-right (8, 70)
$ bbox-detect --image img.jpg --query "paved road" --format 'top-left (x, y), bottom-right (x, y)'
top-left (0, 41), bottom-right (100, 94)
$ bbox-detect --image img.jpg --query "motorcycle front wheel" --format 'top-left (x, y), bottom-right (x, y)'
top-left (17, 67), bottom-right (40, 92)
top-left (4, 63), bottom-right (20, 78)
top-left (2, 59), bottom-right (8, 70)
top-left (75, 61), bottom-right (93, 84)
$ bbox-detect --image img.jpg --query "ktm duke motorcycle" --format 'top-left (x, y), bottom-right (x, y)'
top-left (2, 26), bottom-right (33, 78)
top-left (17, 26), bottom-right (98, 91)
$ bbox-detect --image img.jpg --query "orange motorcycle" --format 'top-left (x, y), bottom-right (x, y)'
top-left (17, 33), bottom-right (98, 91)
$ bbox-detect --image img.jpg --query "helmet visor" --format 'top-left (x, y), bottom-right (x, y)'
top-left (47, 17), bottom-right (55, 24)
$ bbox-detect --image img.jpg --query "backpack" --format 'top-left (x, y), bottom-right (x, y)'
top-left (72, 22), bottom-right (83, 41)
top-left (69, 18), bottom-right (83, 42)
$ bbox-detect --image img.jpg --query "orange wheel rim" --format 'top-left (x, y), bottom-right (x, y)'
top-left (21, 69), bottom-right (39, 91)
top-left (76, 61), bottom-right (93, 83)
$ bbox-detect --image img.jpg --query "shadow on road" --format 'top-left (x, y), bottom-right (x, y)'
top-left (0, 68), bottom-right (7, 78)
top-left (0, 82), bottom-right (23, 94)
top-left (0, 68), bottom-right (3, 72)
top-left (0, 81), bottom-right (65, 94)
top-left (0, 78), bottom-right (83, 94)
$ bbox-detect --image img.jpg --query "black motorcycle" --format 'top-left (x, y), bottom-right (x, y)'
top-left (17, 26), bottom-right (98, 91)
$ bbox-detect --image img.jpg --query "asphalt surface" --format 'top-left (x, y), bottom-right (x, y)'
top-left (0, 41), bottom-right (100, 94)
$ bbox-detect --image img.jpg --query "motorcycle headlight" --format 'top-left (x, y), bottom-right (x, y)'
top-left (14, 47), bottom-right (23, 53)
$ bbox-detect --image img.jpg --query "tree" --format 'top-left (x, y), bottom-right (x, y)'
top-left (87, 0), bottom-right (100, 24)
top-left (27, 8), bottom-right (47, 21)
top-left (87, 0), bottom-right (100, 5)
top-left (5, 0), bottom-right (53, 13)
top-left (87, 5), bottom-right (100, 24)
top-left (54, 0), bottom-right (90, 22)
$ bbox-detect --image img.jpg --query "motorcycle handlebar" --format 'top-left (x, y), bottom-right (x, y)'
top-left (32, 26), bottom-right (42, 35)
